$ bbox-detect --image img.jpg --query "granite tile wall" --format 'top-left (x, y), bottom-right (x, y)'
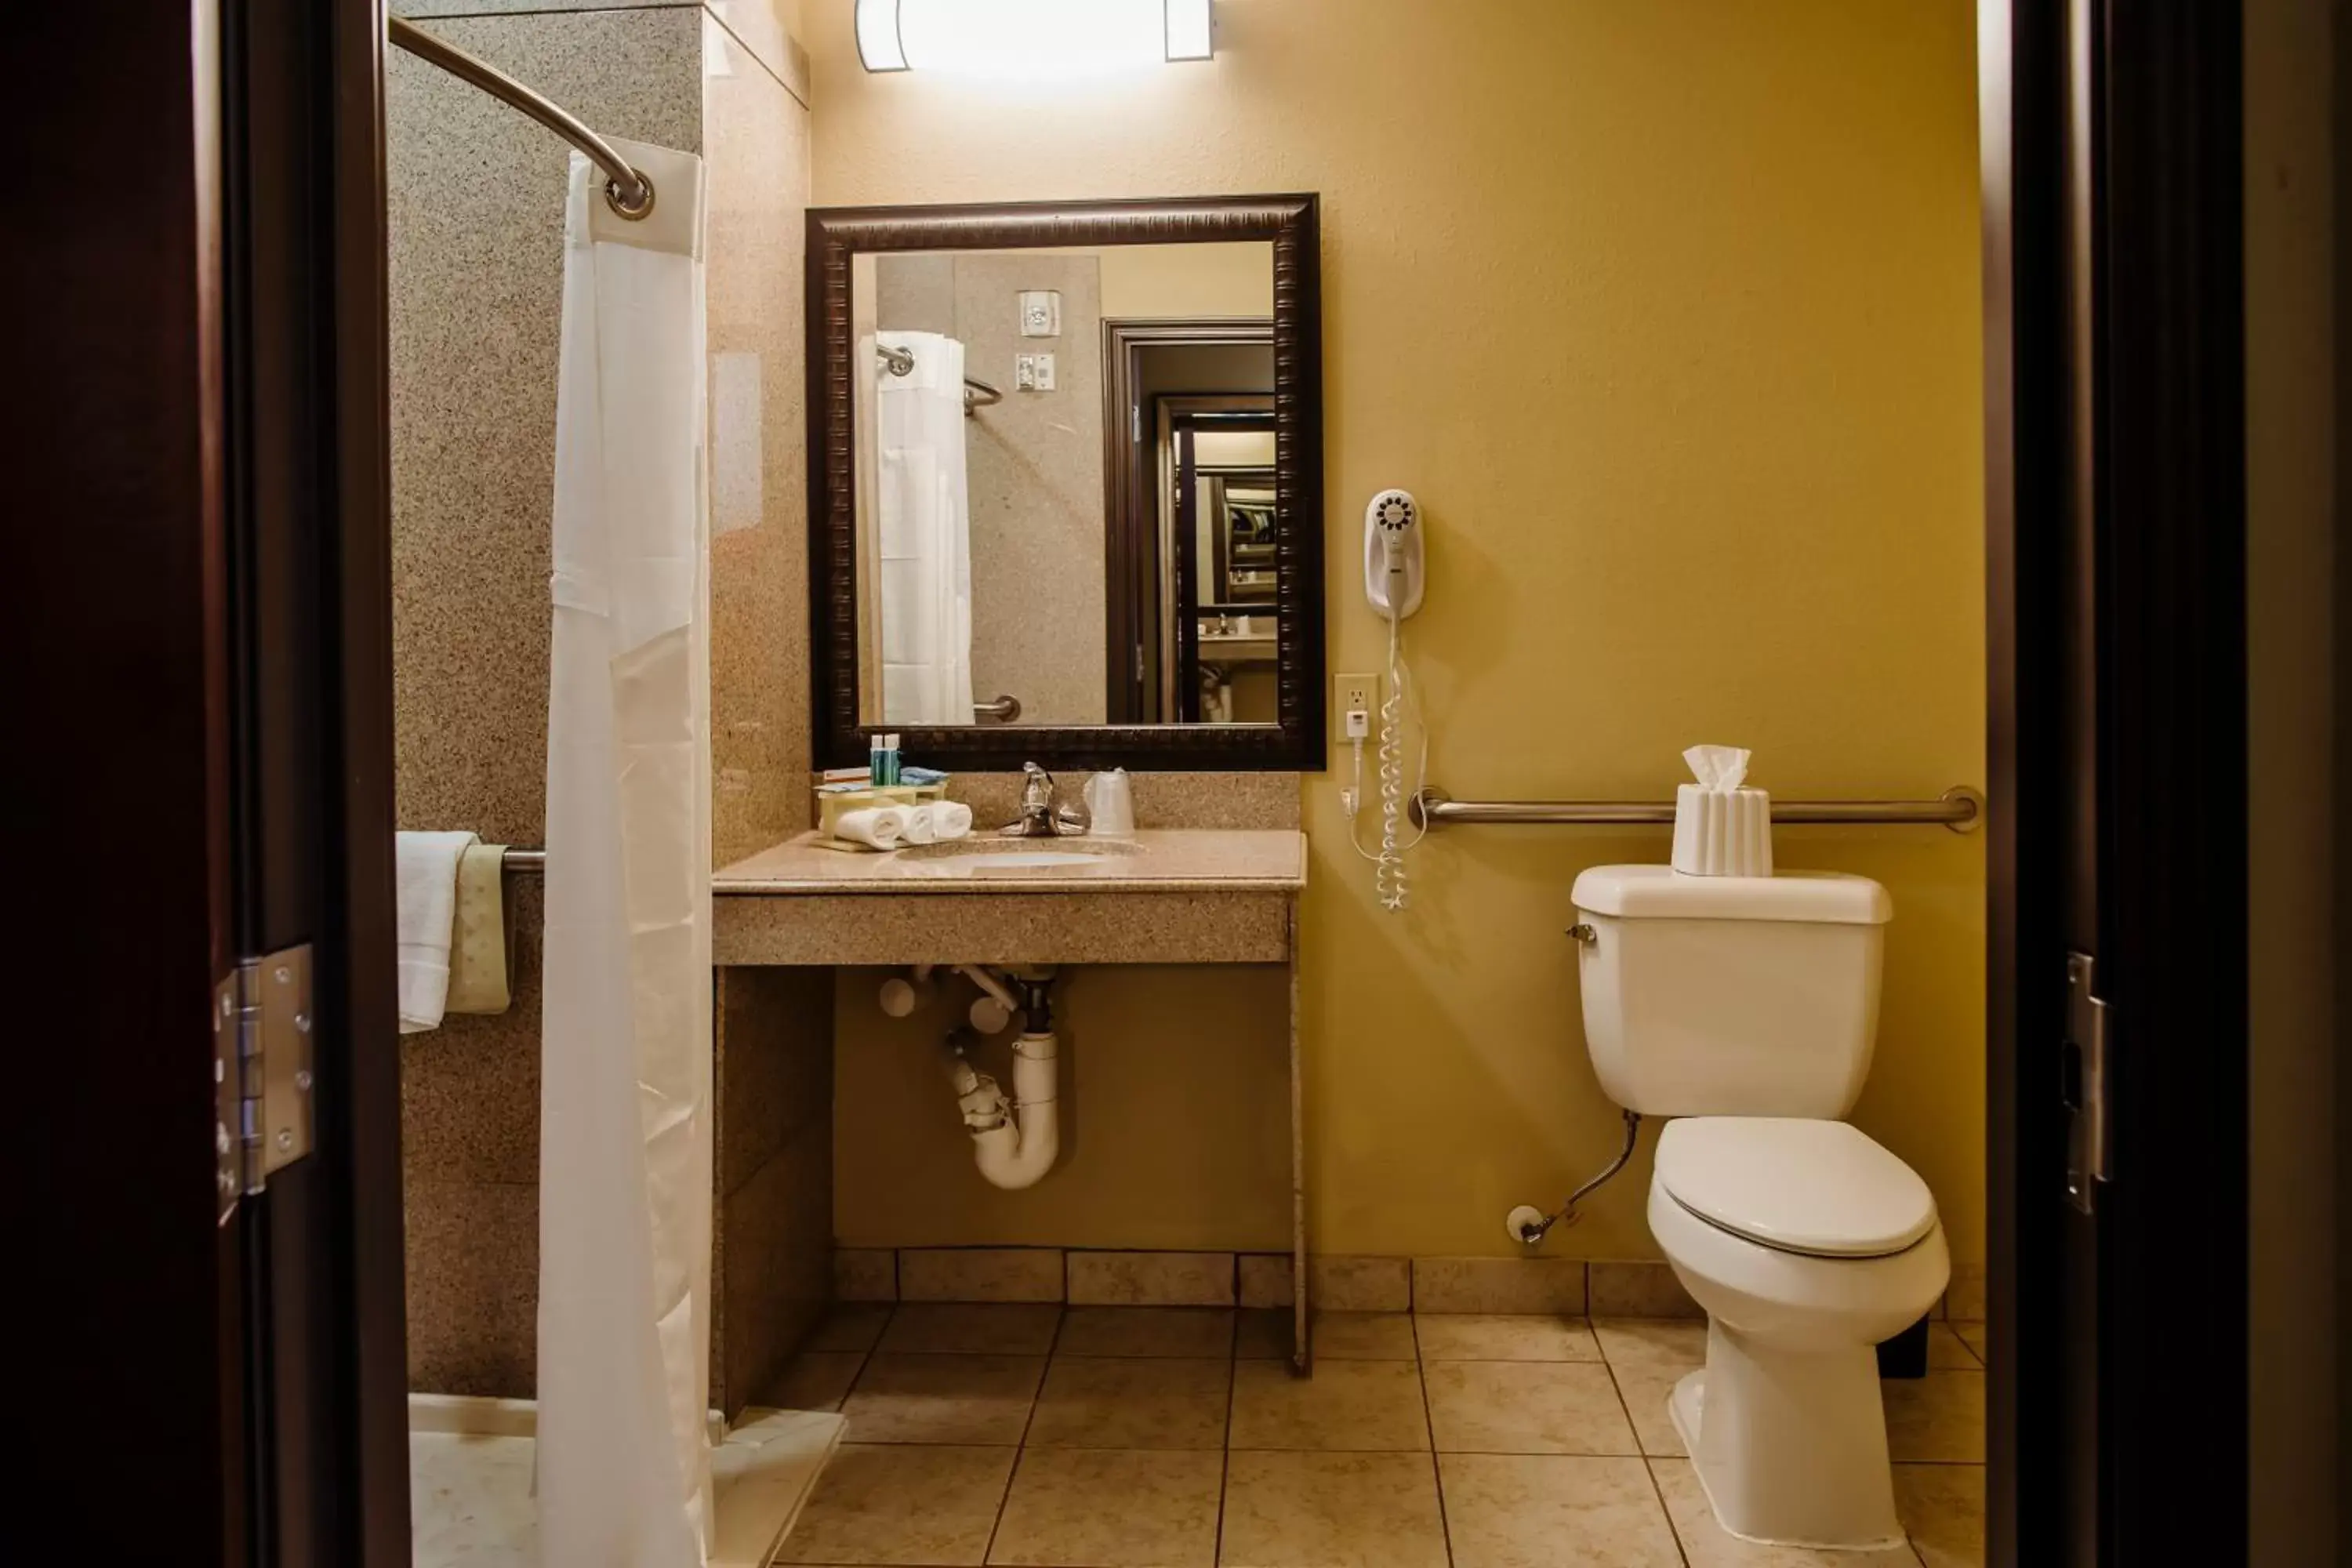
top-left (391, 2), bottom-right (818, 1398)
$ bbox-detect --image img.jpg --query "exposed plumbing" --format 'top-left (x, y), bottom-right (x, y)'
top-left (877, 963), bottom-right (1020, 1034)
top-left (941, 970), bottom-right (1062, 1190)
top-left (1508, 1108), bottom-right (1642, 1245)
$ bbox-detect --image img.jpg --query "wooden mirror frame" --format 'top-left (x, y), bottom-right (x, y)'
top-left (806, 194), bottom-right (1325, 771)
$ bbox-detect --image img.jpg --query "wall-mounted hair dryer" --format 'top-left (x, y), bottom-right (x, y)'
top-left (1363, 488), bottom-right (1423, 620)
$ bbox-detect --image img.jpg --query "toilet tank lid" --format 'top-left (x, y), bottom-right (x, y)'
top-left (1656, 1118), bottom-right (1939, 1258)
top-left (1571, 865), bottom-right (1891, 924)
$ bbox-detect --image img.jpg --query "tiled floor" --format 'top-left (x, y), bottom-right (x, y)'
top-left (766, 1303), bottom-right (1987, 1566)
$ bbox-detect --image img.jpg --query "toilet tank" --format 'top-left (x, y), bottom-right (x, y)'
top-left (1570, 866), bottom-right (1892, 1118)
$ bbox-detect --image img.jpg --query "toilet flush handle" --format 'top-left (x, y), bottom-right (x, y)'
top-left (1566, 924), bottom-right (1597, 946)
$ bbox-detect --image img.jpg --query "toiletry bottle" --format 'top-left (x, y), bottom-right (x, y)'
top-left (869, 732), bottom-right (887, 786)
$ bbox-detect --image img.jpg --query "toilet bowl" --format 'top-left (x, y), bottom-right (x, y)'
top-left (1648, 1116), bottom-right (1948, 1550)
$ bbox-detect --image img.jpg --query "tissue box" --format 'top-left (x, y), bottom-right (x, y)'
top-left (1671, 785), bottom-right (1773, 877)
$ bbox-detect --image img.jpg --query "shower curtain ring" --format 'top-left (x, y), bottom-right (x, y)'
top-left (604, 170), bottom-right (656, 221)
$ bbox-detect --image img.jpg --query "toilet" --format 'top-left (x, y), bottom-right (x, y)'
top-left (1570, 864), bottom-right (1946, 1552)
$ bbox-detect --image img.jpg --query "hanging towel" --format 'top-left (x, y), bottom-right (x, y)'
top-left (396, 830), bottom-right (477, 1033)
top-left (443, 842), bottom-right (513, 1016)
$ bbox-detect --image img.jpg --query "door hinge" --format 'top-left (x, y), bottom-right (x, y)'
top-left (212, 943), bottom-right (315, 1224)
top-left (2063, 950), bottom-right (2110, 1215)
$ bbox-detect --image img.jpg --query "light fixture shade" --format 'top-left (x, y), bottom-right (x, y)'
top-left (855, 0), bottom-right (1214, 74)
top-left (855, 0), bottom-right (908, 71)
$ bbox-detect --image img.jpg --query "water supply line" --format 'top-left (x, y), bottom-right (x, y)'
top-left (1507, 1108), bottom-right (1642, 1245)
top-left (941, 971), bottom-right (1061, 1190)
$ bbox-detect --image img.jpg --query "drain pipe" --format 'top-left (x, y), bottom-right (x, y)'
top-left (939, 972), bottom-right (1061, 1189)
top-left (1506, 1108), bottom-right (1642, 1245)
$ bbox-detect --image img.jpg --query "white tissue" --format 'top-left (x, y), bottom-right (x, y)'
top-left (1682, 745), bottom-right (1751, 793)
top-left (1672, 746), bottom-right (1771, 877)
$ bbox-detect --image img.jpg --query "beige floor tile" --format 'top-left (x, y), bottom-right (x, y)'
top-left (1311, 1311), bottom-right (1418, 1359)
top-left (776, 1442), bottom-right (1015, 1565)
top-left (1054, 1306), bottom-right (1236, 1359)
top-left (1896, 1463), bottom-right (1986, 1566)
top-left (761, 1351), bottom-right (866, 1413)
top-left (1950, 1320), bottom-right (1987, 1364)
top-left (1227, 1357), bottom-right (1430, 1451)
top-left (1234, 1308), bottom-right (1295, 1361)
top-left (1218, 1450), bottom-right (1449, 1568)
top-left (1649, 1457), bottom-right (1915, 1566)
top-left (1425, 1359), bottom-right (1639, 1455)
top-left (1024, 1356), bottom-right (1231, 1450)
top-left (1308, 1255), bottom-right (1413, 1312)
top-left (1238, 1252), bottom-right (1293, 1309)
top-left (1882, 1371), bottom-right (1985, 1463)
top-left (986, 1447), bottom-right (1224, 1567)
top-left (1067, 1250), bottom-right (1236, 1308)
top-left (1926, 1323), bottom-right (1980, 1370)
top-left (806, 1304), bottom-right (894, 1354)
top-left (1608, 1363), bottom-right (1690, 1457)
top-left (1415, 1313), bottom-right (1601, 1363)
top-left (1593, 1317), bottom-right (1710, 1371)
top-left (877, 1302), bottom-right (1063, 1356)
top-left (1440, 1453), bottom-right (1682, 1567)
top-left (838, 1353), bottom-right (1044, 1445)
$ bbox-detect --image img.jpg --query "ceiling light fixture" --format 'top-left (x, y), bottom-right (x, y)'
top-left (856, 0), bottom-right (1214, 75)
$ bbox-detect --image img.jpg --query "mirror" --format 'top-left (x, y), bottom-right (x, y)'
top-left (810, 196), bottom-right (1323, 771)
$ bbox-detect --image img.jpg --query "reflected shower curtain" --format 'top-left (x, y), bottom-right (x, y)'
top-left (539, 139), bottom-right (713, 1568)
top-left (873, 329), bottom-right (973, 724)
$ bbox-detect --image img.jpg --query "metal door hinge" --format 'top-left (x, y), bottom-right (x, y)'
top-left (2063, 950), bottom-right (2110, 1215)
top-left (212, 943), bottom-right (315, 1224)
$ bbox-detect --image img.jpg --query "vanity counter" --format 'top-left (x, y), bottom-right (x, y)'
top-left (712, 829), bottom-right (1304, 967)
top-left (715, 828), bottom-right (1305, 896)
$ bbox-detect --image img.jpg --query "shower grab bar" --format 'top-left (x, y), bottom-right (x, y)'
top-left (1410, 785), bottom-right (1985, 834)
top-left (388, 16), bottom-right (655, 218)
top-left (874, 343), bottom-right (1004, 416)
top-left (974, 694), bottom-right (1022, 722)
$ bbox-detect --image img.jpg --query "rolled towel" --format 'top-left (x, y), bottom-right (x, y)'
top-left (833, 806), bottom-right (910, 851)
top-left (927, 800), bottom-right (975, 841)
top-left (397, 829), bottom-right (477, 1033)
top-left (902, 804), bottom-right (938, 846)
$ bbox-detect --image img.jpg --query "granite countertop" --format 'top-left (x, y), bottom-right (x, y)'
top-left (715, 828), bottom-right (1306, 896)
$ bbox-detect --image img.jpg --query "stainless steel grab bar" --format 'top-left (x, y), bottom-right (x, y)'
top-left (503, 848), bottom-right (546, 874)
top-left (973, 694), bottom-right (1022, 722)
top-left (1410, 785), bottom-right (1984, 834)
top-left (388, 16), bottom-right (655, 218)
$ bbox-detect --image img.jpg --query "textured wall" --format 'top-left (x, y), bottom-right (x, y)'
top-left (811, 0), bottom-right (1988, 1262)
top-left (390, 2), bottom-right (815, 1396)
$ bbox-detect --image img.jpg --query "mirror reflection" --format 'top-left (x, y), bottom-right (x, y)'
top-left (851, 241), bottom-right (1276, 727)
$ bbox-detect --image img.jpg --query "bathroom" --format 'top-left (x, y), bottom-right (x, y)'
top-left (34, 0), bottom-right (2339, 1565)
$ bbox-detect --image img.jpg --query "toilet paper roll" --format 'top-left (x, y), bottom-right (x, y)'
top-left (1671, 785), bottom-right (1773, 877)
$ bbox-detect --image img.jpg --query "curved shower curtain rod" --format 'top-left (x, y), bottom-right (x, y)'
top-left (387, 15), bottom-right (655, 218)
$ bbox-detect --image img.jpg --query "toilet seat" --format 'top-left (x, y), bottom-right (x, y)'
top-left (1655, 1117), bottom-right (1936, 1259)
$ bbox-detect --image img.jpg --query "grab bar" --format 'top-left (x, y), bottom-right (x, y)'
top-left (1410, 785), bottom-right (1984, 834)
top-left (973, 694), bottom-right (1022, 722)
top-left (502, 848), bottom-right (546, 874)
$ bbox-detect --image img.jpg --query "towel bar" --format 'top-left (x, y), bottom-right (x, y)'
top-left (1410, 785), bottom-right (1984, 834)
top-left (502, 848), bottom-right (546, 873)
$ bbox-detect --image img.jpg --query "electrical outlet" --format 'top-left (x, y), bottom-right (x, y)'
top-left (1335, 673), bottom-right (1377, 739)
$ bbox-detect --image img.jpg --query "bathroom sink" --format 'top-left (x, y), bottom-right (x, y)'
top-left (895, 837), bottom-right (1145, 875)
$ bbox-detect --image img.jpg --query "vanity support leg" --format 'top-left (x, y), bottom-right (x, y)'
top-left (1289, 898), bottom-right (1310, 1375)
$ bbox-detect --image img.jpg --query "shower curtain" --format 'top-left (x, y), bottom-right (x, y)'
top-left (873, 329), bottom-right (974, 724)
top-left (539, 139), bottom-right (713, 1568)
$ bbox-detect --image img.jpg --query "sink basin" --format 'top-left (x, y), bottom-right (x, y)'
top-left (895, 837), bottom-right (1144, 876)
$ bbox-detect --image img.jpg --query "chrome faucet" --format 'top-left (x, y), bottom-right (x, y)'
top-left (1002, 762), bottom-right (1089, 838)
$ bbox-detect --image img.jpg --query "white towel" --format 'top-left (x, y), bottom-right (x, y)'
top-left (833, 807), bottom-right (910, 851)
top-left (927, 800), bottom-right (974, 841)
top-left (397, 829), bottom-right (477, 1033)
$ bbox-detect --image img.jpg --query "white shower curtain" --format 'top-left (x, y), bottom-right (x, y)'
top-left (872, 329), bottom-right (974, 725)
top-left (539, 139), bottom-right (713, 1568)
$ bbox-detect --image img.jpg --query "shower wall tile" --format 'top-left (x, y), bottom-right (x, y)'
top-left (400, 882), bottom-right (543, 1187)
top-left (715, 964), bottom-right (833, 1197)
top-left (388, 5), bottom-right (702, 847)
top-left (405, 1178), bottom-right (539, 1398)
top-left (706, 5), bottom-right (816, 866)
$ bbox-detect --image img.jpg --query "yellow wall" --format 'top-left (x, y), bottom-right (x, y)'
top-left (815, 0), bottom-right (1987, 1261)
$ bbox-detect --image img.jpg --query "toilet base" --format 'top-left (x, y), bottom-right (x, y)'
top-left (1666, 1322), bottom-right (1907, 1552)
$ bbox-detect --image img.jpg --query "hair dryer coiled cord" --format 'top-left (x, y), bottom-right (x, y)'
top-left (1348, 611), bottom-right (1428, 912)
